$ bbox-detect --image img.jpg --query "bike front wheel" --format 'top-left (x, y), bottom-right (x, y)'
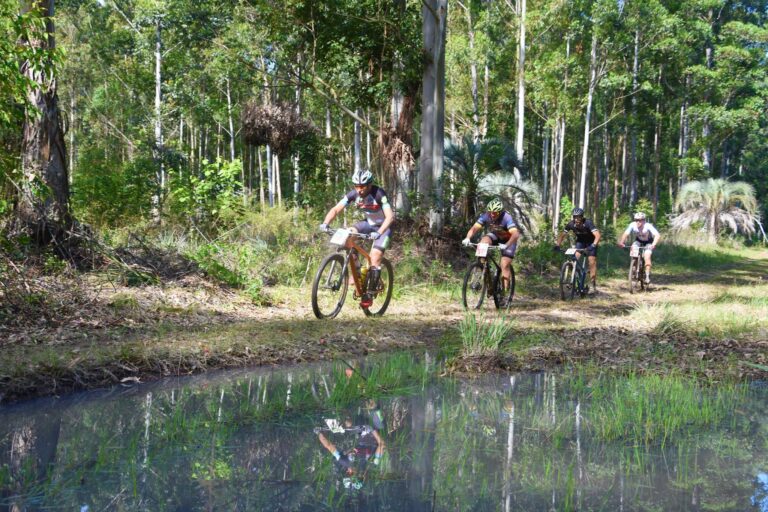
top-left (493, 266), bottom-right (515, 309)
top-left (560, 261), bottom-right (577, 301)
top-left (362, 259), bottom-right (394, 317)
top-left (462, 262), bottom-right (487, 309)
top-left (629, 257), bottom-right (640, 295)
top-left (311, 253), bottom-right (349, 319)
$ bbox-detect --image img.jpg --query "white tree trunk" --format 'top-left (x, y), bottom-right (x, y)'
top-left (515, 0), bottom-right (526, 165)
top-left (152, 18), bottom-right (164, 221)
top-left (420, 0), bottom-right (448, 233)
top-left (578, 34), bottom-right (598, 209)
top-left (354, 110), bottom-right (362, 172)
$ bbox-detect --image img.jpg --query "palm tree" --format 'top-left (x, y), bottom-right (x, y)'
top-left (443, 137), bottom-right (531, 224)
top-left (478, 172), bottom-right (541, 234)
top-left (671, 178), bottom-right (759, 244)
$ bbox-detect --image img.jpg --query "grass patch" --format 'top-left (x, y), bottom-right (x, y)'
top-left (586, 372), bottom-right (747, 444)
top-left (632, 297), bottom-right (767, 339)
top-left (459, 313), bottom-right (514, 356)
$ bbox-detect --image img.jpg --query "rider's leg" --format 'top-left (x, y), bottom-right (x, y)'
top-left (588, 255), bottom-right (598, 289)
top-left (368, 247), bottom-right (384, 292)
top-left (500, 256), bottom-right (513, 291)
top-left (644, 250), bottom-right (652, 283)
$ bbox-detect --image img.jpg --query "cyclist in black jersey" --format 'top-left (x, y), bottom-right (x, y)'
top-left (554, 207), bottom-right (602, 292)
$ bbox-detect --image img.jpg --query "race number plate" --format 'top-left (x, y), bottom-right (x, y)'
top-left (330, 229), bottom-right (350, 246)
top-left (630, 245), bottom-right (640, 257)
top-left (475, 243), bottom-right (489, 257)
top-left (565, 247), bottom-right (577, 255)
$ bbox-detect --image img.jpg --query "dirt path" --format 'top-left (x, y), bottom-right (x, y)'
top-left (1, 250), bottom-right (767, 403)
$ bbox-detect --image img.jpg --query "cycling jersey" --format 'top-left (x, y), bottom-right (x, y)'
top-left (623, 222), bottom-right (659, 244)
top-left (338, 186), bottom-right (391, 227)
top-left (563, 219), bottom-right (599, 245)
top-left (474, 211), bottom-right (517, 242)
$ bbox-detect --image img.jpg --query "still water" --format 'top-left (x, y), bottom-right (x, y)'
top-left (1, 352), bottom-right (767, 511)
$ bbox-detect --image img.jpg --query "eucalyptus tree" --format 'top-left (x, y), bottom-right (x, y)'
top-left (17, 0), bottom-right (72, 241)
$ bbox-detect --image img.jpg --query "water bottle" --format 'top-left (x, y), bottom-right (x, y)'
top-left (360, 264), bottom-right (369, 289)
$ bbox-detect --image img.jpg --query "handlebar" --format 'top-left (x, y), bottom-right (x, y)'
top-left (322, 227), bottom-right (376, 240)
top-left (464, 242), bottom-right (505, 250)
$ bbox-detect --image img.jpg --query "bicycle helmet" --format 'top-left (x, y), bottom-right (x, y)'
top-left (486, 198), bottom-right (504, 213)
top-left (571, 207), bottom-right (585, 218)
top-left (351, 168), bottom-right (374, 185)
top-left (633, 212), bottom-right (646, 220)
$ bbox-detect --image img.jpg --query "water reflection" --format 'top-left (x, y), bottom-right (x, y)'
top-left (0, 355), bottom-right (767, 511)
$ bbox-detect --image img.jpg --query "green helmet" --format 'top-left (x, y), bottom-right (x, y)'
top-left (486, 198), bottom-right (504, 213)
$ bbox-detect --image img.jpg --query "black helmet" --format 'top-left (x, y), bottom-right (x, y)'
top-left (571, 207), bottom-right (584, 218)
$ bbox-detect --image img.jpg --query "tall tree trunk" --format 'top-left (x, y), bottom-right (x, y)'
top-left (578, 34), bottom-right (598, 208)
top-left (152, 17), bottom-right (164, 222)
top-left (354, 109), bottom-right (362, 172)
top-left (325, 105), bottom-right (332, 184)
top-left (552, 38), bottom-right (570, 233)
top-left (458, 2), bottom-right (480, 142)
top-left (19, 0), bottom-right (71, 241)
top-left (629, 29), bottom-right (640, 205)
top-left (225, 76), bottom-right (236, 161)
top-left (541, 117), bottom-right (550, 210)
top-left (515, 0), bottom-right (526, 166)
top-left (420, 0), bottom-right (448, 233)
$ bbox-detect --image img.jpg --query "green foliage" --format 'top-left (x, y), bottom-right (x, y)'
top-left (188, 241), bottom-right (270, 305)
top-left (169, 158), bottom-right (244, 224)
top-left (559, 197), bottom-right (575, 231)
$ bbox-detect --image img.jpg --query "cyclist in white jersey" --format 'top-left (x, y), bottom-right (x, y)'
top-left (618, 212), bottom-right (661, 284)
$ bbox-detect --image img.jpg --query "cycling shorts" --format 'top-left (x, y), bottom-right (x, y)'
top-left (353, 221), bottom-right (391, 251)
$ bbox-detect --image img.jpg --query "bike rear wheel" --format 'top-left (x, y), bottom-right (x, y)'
top-left (493, 265), bottom-right (515, 309)
top-left (462, 262), bottom-right (487, 309)
top-left (362, 258), bottom-right (394, 317)
top-left (560, 261), bottom-right (576, 301)
top-left (629, 257), bottom-right (640, 295)
top-left (311, 253), bottom-right (348, 319)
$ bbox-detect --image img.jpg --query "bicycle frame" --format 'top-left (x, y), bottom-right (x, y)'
top-left (331, 232), bottom-right (373, 298)
top-left (560, 247), bottom-right (589, 300)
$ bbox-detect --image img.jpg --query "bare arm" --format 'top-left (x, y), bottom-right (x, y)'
top-left (592, 230), bottom-right (601, 246)
top-left (507, 227), bottom-right (521, 245)
top-left (464, 223), bottom-right (482, 240)
top-left (377, 206), bottom-right (395, 235)
top-left (322, 203), bottom-right (346, 226)
top-left (317, 433), bottom-right (338, 455)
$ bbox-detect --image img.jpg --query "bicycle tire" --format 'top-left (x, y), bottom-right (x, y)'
top-left (362, 258), bottom-right (394, 317)
top-left (560, 261), bottom-right (576, 301)
top-left (577, 259), bottom-right (590, 297)
top-left (629, 257), bottom-right (640, 295)
top-left (462, 262), bottom-right (487, 309)
top-left (493, 265), bottom-right (516, 309)
top-left (311, 253), bottom-right (348, 319)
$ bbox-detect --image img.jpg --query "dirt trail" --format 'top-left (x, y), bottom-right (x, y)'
top-left (1, 251), bottom-right (767, 402)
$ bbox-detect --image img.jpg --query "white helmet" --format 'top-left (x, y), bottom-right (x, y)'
top-left (633, 212), bottom-right (646, 220)
top-left (351, 168), bottom-right (374, 185)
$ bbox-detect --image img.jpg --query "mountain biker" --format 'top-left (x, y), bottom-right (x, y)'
top-left (554, 207), bottom-right (602, 293)
top-left (618, 212), bottom-right (661, 284)
top-left (462, 198), bottom-right (521, 307)
top-left (315, 421), bottom-right (385, 491)
top-left (319, 168), bottom-right (395, 307)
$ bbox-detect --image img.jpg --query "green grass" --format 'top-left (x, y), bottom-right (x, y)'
top-left (632, 292), bottom-right (768, 339)
top-left (459, 312), bottom-right (514, 356)
top-left (586, 373), bottom-right (747, 445)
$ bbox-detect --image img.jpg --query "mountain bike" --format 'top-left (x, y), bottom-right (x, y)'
top-left (461, 242), bottom-right (515, 310)
top-left (625, 244), bottom-right (651, 294)
top-left (559, 247), bottom-right (589, 300)
top-left (311, 228), bottom-right (394, 319)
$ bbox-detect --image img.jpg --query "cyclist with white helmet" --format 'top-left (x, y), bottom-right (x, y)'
top-left (554, 207), bottom-right (602, 293)
top-left (319, 168), bottom-right (395, 306)
top-left (462, 198), bottom-right (521, 306)
top-left (618, 212), bottom-right (661, 284)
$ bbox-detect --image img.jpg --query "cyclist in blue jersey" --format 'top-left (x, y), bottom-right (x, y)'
top-left (319, 168), bottom-right (395, 307)
top-left (618, 212), bottom-right (661, 284)
top-left (554, 207), bottom-right (602, 292)
top-left (462, 198), bottom-right (521, 306)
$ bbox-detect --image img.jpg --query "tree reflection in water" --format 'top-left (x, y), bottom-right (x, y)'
top-left (0, 353), bottom-right (766, 511)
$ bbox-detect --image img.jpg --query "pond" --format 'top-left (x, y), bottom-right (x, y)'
top-left (1, 352), bottom-right (767, 511)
